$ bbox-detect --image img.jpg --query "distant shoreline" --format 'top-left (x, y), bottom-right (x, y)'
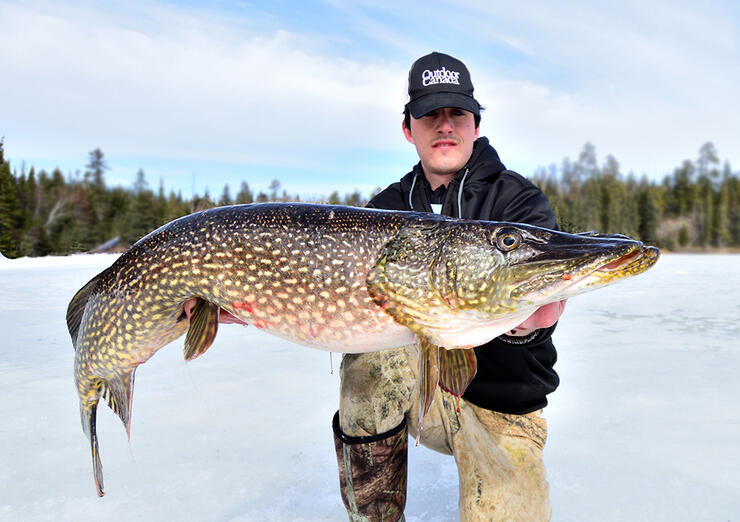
top-left (661, 248), bottom-right (740, 254)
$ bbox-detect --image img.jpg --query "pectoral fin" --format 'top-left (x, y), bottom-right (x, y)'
top-left (416, 337), bottom-right (440, 445)
top-left (184, 298), bottom-right (220, 361)
top-left (438, 347), bottom-right (477, 411)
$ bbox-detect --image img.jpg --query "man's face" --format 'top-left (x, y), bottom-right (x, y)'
top-left (403, 107), bottom-right (479, 179)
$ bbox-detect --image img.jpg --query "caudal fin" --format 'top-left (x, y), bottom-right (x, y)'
top-left (82, 403), bottom-right (105, 496)
top-left (79, 368), bottom-right (135, 497)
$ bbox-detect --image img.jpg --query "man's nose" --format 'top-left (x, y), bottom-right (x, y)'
top-left (436, 111), bottom-right (454, 133)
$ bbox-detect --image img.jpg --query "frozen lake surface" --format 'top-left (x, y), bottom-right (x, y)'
top-left (0, 253), bottom-right (738, 521)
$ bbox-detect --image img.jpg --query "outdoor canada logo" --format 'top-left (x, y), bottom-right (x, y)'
top-left (422, 67), bottom-right (460, 86)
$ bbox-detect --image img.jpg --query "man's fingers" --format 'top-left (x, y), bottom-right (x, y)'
top-left (508, 300), bottom-right (567, 336)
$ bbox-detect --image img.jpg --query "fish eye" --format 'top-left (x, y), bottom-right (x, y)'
top-left (495, 230), bottom-right (521, 252)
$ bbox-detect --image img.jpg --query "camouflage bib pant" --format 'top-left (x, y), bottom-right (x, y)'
top-left (336, 345), bottom-right (551, 522)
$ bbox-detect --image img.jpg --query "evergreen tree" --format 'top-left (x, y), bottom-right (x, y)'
top-left (268, 179), bottom-right (281, 201)
top-left (122, 169), bottom-right (157, 244)
top-left (328, 191), bottom-right (341, 205)
top-left (156, 179), bottom-right (167, 226)
top-left (636, 179), bottom-right (660, 246)
top-left (83, 148), bottom-right (110, 245)
top-left (344, 190), bottom-right (364, 207)
top-left (236, 181), bottom-right (254, 204)
top-left (219, 184), bottom-right (233, 206)
top-left (0, 140), bottom-right (22, 257)
top-left (669, 160), bottom-right (696, 216)
top-left (696, 142), bottom-right (719, 181)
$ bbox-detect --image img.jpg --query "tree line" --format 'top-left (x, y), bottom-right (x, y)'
top-left (533, 142), bottom-right (740, 250)
top-left (1, 139), bottom-right (738, 258)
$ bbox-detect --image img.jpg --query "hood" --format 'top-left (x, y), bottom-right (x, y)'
top-left (400, 137), bottom-right (508, 215)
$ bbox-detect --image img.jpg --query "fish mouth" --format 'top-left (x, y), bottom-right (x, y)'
top-left (558, 243), bottom-right (659, 287)
top-left (589, 244), bottom-right (660, 282)
top-left (598, 249), bottom-right (641, 271)
top-left (510, 242), bottom-right (660, 302)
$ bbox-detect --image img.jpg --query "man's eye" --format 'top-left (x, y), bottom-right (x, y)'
top-left (452, 109), bottom-right (465, 116)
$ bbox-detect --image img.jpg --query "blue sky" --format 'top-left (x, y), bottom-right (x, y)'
top-left (2, 0), bottom-right (739, 199)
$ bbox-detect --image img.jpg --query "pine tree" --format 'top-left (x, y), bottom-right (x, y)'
top-left (328, 191), bottom-right (341, 205)
top-left (83, 148), bottom-right (110, 245)
top-left (268, 179), bottom-right (281, 201)
top-left (122, 169), bottom-right (158, 244)
top-left (636, 180), bottom-right (660, 246)
top-left (219, 184), bottom-right (232, 206)
top-left (236, 182), bottom-right (254, 204)
top-left (0, 140), bottom-right (22, 257)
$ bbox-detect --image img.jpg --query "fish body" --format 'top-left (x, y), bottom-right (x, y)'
top-left (67, 202), bottom-right (660, 496)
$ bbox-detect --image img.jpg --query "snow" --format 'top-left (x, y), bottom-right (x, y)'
top-left (1, 253), bottom-right (739, 521)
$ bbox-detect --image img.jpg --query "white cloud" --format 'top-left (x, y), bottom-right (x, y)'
top-left (1, 0), bottom-right (738, 195)
top-left (0, 1), bottom-right (408, 169)
top-left (449, 1), bottom-right (740, 175)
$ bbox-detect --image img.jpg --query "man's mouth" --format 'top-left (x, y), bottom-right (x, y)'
top-left (432, 139), bottom-right (458, 148)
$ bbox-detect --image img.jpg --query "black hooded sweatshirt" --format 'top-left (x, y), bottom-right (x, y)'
top-left (367, 137), bottom-right (560, 414)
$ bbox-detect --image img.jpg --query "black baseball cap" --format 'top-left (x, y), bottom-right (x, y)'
top-left (405, 52), bottom-right (481, 119)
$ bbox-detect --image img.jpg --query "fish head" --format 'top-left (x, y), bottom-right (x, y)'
top-left (368, 219), bottom-right (659, 348)
top-left (433, 222), bottom-right (661, 315)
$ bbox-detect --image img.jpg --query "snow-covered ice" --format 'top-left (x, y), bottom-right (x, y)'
top-left (0, 253), bottom-right (738, 521)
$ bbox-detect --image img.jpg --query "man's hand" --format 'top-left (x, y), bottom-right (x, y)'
top-left (507, 300), bottom-right (566, 337)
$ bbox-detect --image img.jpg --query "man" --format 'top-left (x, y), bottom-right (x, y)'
top-left (332, 52), bottom-right (565, 521)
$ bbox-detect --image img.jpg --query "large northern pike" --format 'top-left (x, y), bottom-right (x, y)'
top-left (66, 202), bottom-right (659, 496)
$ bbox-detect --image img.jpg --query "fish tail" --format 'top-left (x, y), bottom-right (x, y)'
top-left (77, 373), bottom-right (105, 496)
top-left (78, 368), bottom-right (136, 496)
top-left (81, 401), bottom-right (105, 496)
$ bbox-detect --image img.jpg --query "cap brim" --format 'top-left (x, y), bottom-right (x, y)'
top-left (407, 92), bottom-right (480, 119)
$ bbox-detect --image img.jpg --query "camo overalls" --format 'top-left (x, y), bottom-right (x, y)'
top-left (339, 345), bottom-right (551, 522)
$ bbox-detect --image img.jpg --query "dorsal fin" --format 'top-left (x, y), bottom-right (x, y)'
top-left (66, 271), bottom-right (105, 347)
top-left (100, 369), bottom-right (137, 438)
top-left (183, 299), bottom-right (220, 361)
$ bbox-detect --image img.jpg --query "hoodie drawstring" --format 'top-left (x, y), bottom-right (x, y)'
top-left (408, 172), bottom-right (419, 210)
top-left (457, 168), bottom-right (469, 218)
top-left (407, 167), bottom-right (469, 217)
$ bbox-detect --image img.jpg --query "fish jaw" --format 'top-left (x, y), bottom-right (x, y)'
top-left (508, 242), bottom-right (661, 306)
